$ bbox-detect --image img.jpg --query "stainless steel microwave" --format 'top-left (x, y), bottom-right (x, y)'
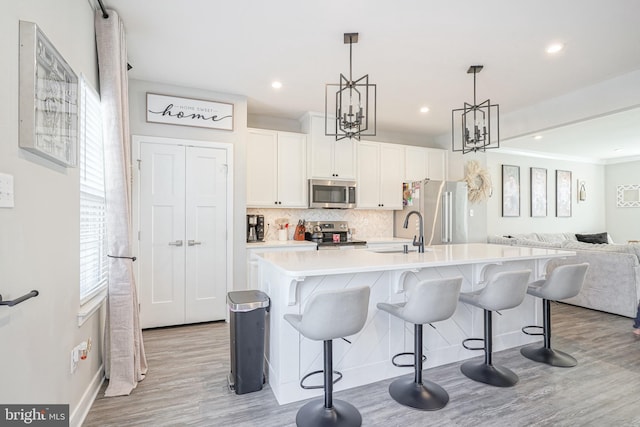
top-left (309, 179), bottom-right (357, 209)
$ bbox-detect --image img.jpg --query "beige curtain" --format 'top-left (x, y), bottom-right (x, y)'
top-left (95, 9), bottom-right (147, 397)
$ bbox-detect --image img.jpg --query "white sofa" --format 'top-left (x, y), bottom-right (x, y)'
top-left (488, 233), bottom-right (640, 318)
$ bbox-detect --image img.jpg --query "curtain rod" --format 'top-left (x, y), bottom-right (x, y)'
top-left (97, 0), bottom-right (109, 18)
top-left (95, 0), bottom-right (133, 70)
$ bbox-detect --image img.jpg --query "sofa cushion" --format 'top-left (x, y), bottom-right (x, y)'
top-left (575, 232), bottom-right (608, 244)
top-left (516, 239), bottom-right (562, 249)
top-left (487, 235), bottom-right (517, 245)
top-left (512, 233), bottom-right (539, 241)
top-left (561, 241), bottom-right (640, 258)
top-left (537, 233), bottom-right (567, 244)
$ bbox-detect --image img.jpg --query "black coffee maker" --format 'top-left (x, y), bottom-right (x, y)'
top-left (246, 214), bottom-right (265, 242)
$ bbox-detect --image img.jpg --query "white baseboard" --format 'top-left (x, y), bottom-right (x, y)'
top-left (70, 364), bottom-right (104, 427)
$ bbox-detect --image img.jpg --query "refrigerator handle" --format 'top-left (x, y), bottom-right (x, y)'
top-left (442, 192), bottom-right (452, 242)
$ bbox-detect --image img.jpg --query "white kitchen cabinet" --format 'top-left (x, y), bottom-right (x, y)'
top-left (357, 140), bottom-right (404, 209)
top-left (426, 148), bottom-right (447, 181)
top-left (301, 113), bottom-right (356, 180)
top-left (247, 129), bottom-right (307, 208)
top-left (404, 145), bottom-right (448, 182)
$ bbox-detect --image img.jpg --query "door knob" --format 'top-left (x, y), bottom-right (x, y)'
top-left (168, 240), bottom-right (183, 246)
top-left (188, 240), bottom-right (202, 246)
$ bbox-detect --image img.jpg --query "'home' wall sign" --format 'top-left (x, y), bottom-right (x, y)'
top-left (146, 93), bottom-right (234, 131)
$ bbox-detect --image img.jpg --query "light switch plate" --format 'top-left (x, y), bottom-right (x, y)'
top-left (0, 173), bottom-right (15, 208)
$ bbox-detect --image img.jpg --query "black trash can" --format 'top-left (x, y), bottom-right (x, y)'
top-left (227, 290), bottom-right (270, 394)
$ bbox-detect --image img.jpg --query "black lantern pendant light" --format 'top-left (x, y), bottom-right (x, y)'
top-left (452, 65), bottom-right (500, 154)
top-left (325, 33), bottom-right (376, 141)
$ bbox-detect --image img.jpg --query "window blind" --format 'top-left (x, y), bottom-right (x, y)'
top-left (79, 76), bottom-right (108, 304)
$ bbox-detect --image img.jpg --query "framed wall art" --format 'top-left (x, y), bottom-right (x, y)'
top-left (556, 170), bottom-right (572, 217)
top-left (502, 164), bottom-right (520, 217)
top-left (530, 167), bottom-right (547, 217)
top-left (19, 21), bottom-right (78, 167)
top-left (146, 93), bottom-right (234, 130)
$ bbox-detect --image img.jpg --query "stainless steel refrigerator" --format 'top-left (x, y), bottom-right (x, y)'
top-left (393, 179), bottom-right (469, 245)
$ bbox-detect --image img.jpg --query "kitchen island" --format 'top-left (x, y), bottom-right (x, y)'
top-left (255, 243), bottom-right (575, 405)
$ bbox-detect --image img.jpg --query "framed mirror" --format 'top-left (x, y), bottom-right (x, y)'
top-left (617, 184), bottom-right (640, 207)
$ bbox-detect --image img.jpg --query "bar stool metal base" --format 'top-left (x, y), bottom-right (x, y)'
top-left (520, 345), bottom-right (577, 367)
top-left (295, 399), bottom-right (362, 427)
top-left (388, 377), bottom-right (449, 411)
top-left (460, 360), bottom-right (519, 387)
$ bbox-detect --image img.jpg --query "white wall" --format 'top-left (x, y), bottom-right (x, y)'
top-left (605, 160), bottom-right (640, 243)
top-left (486, 152), bottom-right (606, 237)
top-left (0, 0), bottom-right (102, 424)
top-left (127, 79), bottom-right (248, 289)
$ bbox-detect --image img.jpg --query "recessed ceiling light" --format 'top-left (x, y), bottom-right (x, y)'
top-left (271, 81), bottom-right (282, 89)
top-left (614, 148), bottom-right (624, 152)
top-left (546, 43), bottom-right (564, 54)
top-left (419, 106), bottom-right (430, 113)
top-left (533, 135), bottom-right (543, 140)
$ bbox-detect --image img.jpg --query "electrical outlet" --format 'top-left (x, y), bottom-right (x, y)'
top-left (70, 339), bottom-right (90, 374)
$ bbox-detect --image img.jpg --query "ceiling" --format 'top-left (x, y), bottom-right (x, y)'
top-left (501, 107), bottom-right (640, 162)
top-left (104, 0), bottom-right (640, 161)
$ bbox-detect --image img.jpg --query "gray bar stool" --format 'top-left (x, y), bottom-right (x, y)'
top-left (377, 277), bottom-right (462, 410)
top-left (284, 286), bottom-right (370, 427)
top-left (459, 269), bottom-right (531, 387)
top-left (521, 262), bottom-right (589, 367)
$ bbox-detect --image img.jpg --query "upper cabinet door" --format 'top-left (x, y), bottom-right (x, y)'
top-left (379, 143), bottom-right (404, 209)
top-left (308, 134), bottom-right (335, 179)
top-left (277, 132), bottom-right (307, 207)
top-left (303, 113), bottom-right (356, 180)
top-left (247, 129), bottom-right (278, 207)
top-left (247, 129), bottom-right (307, 208)
top-left (404, 146), bottom-right (428, 182)
top-left (357, 141), bottom-right (403, 210)
top-left (426, 148), bottom-right (447, 181)
top-left (404, 146), bottom-right (448, 182)
top-left (333, 140), bottom-right (356, 179)
top-left (356, 140), bottom-right (380, 209)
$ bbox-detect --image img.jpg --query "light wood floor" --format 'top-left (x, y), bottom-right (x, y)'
top-left (84, 303), bottom-right (640, 426)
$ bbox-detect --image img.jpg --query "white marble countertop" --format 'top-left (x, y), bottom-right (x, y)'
top-left (257, 243), bottom-right (576, 277)
top-left (246, 240), bottom-right (317, 249)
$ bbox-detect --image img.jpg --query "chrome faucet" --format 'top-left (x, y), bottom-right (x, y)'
top-left (403, 210), bottom-right (424, 253)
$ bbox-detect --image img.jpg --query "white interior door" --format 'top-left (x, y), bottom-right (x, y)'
top-left (138, 142), bottom-right (227, 328)
top-left (185, 146), bottom-right (227, 323)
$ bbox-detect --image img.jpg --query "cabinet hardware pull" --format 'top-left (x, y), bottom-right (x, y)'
top-left (168, 240), bottom-right (183, 246)
top-left (188, 240), bottom-right (202, 246)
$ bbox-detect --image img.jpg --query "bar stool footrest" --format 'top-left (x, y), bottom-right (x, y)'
top-left (300, 369), bottom-right (343, 390)
top-left (522, 325), bottom-right (544, 336)
top-left (392, 352), bottom-right (427, 367)
top-left (462, 337), bottom-right (484, 351)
